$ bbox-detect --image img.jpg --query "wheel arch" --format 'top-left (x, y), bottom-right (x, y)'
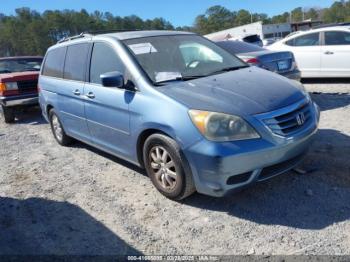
top-left (136, 128), bottom-right (175, 168)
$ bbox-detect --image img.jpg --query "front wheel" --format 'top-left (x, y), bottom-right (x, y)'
top-left (143, 134), bottom-right (195, 200)
top-left (1, 106), bottom-right (15, 123)
top-left (49, 109), bottom-right (72, 146)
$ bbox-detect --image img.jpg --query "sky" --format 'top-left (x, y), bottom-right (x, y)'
top-left (1, 0), bottom-right (336, 27)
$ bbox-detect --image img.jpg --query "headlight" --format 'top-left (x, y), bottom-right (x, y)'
top-left (5, 82), bottom-right (18, 90)
top-left (189, 110), bottom-right (260, 142)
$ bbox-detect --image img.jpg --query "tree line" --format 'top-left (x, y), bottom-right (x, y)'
top-left (0, 0), bottom-right (349, 56)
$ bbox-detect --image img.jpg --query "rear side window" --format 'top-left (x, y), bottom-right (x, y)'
top-left (243, 35), bottom-right (261, 43)
top-left (325, 31), bottom-right (350, 45)
top-left (285, 33), bottom-right (320, 47)
top-left (89, 42), bottom-right (125, 85)
top-left (42, 47), bottom-right (66, 78)
top-left (63, 43), bottom-right (89, 81)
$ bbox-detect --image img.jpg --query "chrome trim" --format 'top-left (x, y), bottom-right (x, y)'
top-left (255, 97), bottom-right (309, 119)
top-left (0, 96), bottom-right (38, 107)
top-left (254, 97), bottom-right (314, 138)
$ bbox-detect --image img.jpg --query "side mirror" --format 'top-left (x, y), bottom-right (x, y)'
top-left (100, 71), bottom-right (124, 88)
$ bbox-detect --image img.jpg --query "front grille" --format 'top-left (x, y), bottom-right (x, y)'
top-left (262, 101), bottom-right (311, 136)
top-left (17, 80), bottom-right (38, 92)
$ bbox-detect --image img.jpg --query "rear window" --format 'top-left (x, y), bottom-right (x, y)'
top-left (63, 43), bottom-right (89, 81)
top-left (217, 41), bottom-right (265, 54)
top-left (243, 35), bottom-right (261, 43)
top-left (42, 47), bottom-right (66, 78)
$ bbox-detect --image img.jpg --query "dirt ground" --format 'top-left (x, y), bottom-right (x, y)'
top-left (0, 79), bottom-right (349, 256)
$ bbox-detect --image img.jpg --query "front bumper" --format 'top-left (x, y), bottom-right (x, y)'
top-left (0, 94), bottom-right (38, 107)
top-left (184, 101), bottom-right (320, 197)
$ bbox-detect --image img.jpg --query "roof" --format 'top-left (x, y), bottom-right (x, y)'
top-left (101, 30), bottom-right (194, 40)
top-left (56, 30), bottom-right (195, 45)
top-left (0, 56), bottom-right (43, 61)
top-left (283, 25), bottom-right (350, 39)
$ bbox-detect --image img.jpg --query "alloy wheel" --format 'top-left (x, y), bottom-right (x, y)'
top-left (149, 146), bottom-right (177, 190)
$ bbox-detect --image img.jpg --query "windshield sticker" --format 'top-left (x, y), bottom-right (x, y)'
top-left (128, 43), bottom-right (158, 55)
top-left (155, 72), bottom-right (182, 83)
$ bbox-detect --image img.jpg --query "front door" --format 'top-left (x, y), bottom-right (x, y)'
top-left (84, 42), bottom-right (131, 158)
top-left (321, 30), bottom-right (350, 77)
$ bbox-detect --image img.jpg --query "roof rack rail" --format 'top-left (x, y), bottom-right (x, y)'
top-left (57, 32), bottom-right (92, 44)
top-left (313, 22), bottom-right (350, 29)
top-left (84, 29), bottom-right (141, 35)
top-left (57, 29), bottom-right (142, 44)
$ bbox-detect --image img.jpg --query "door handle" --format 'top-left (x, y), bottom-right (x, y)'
top-left (324, 51), bottom-right (334, 55)
top-left (73, 89), bottom-right (80, 96)
top-left (86, 92), bottom-right (95, 99)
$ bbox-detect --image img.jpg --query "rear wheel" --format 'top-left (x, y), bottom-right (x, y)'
top-left (143, 134), bottom-right (195, 200)
top-left (1, 106), bottom-right (15, 123)
top-left (49, 109), bottom-right (72, 146)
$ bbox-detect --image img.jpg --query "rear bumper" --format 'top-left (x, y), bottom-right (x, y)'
top-left (0, 94), bottom-right (38, 107)
top-left (184, 102), bottom-right (320, 197)
top-left (280, 69), bottom-right (301, 81)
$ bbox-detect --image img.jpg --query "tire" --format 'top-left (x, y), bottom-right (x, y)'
top-left (49, 109), bottom-right (72, 146)
top-left (1, 106), bottom-right (15, 123)
top-left (143, 133), bottom-right (195, 200)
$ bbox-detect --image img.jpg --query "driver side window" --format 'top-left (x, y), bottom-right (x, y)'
top-left (90, 42), bottom-right (125, 85)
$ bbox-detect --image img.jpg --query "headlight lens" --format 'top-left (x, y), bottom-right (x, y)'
top-left (5, 82), bottom-right (18, 90)
top-left (189, 110), bottom-right (260, 142)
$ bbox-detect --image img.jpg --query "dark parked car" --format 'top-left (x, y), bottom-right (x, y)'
top-left (216, 40), bottom-right (301, 81)
top-left (0, 56), bottom-right (43, 123)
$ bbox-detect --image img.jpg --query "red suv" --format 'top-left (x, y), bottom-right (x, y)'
top-left (0, 56), bottom-right (43, 123)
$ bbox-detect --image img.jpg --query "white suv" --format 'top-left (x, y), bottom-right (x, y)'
top-left (268, 26), bottom-right (350, 78)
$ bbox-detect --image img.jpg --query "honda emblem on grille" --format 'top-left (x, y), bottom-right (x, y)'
top-left (296, 112), bottom-right (306, 126)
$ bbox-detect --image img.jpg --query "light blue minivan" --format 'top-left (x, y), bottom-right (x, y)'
top-left (39, 30), bottom-right (320, 200)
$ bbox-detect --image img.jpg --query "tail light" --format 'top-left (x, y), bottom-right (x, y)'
top-left (244, 57), bottom-right (260, 65)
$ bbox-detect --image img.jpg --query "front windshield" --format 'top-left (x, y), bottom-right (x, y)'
top-left (0, 58), bottom-right (43, 74)
top-left (123, 34), bottom-right (247, 84)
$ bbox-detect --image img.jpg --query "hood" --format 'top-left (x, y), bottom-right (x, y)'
top-left (157, 66), bottom-right (305, 116)
top-left (0, 71), bottom-right (39, 82)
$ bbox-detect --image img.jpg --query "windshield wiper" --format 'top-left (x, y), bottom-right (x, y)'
top-left (154, 75), bottom-right (206, 86)
top-left (209, 65), bottom-right (249, 76)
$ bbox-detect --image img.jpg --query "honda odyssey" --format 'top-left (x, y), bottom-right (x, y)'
top-left (39, 30), bottom-right (320, 200)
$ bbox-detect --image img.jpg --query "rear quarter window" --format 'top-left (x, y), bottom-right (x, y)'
top-left (42, 47), bottom-right (66, 78)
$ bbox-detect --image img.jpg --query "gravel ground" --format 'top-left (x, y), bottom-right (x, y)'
top-left (0, 80), bottom-right (349, 256)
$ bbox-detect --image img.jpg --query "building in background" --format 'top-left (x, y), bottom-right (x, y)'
top-left (291, 19), bottom-right (323, 31)
top-left (205, 20), bottom-right (324, 43)
top-left (205, 21), bottom-right (292, 42)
